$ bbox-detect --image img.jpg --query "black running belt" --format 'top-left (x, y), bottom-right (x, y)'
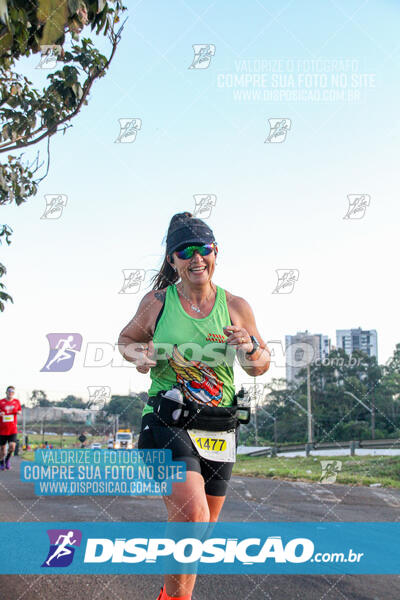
top-left (148, 393), bottom-right (238, 431)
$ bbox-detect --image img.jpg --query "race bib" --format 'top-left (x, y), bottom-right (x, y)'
top-left (2, 414), bottom-right (13, 422)
top-left (187, 429), bottom-right (236, 463)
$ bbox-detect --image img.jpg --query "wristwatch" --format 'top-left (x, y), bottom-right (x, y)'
top-left (246, 335), bottom-right (260, 356)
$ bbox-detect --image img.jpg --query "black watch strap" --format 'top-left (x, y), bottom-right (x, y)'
top-left (246, 335), bottom-right (260, 356)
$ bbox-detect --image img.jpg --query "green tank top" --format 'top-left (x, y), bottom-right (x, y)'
top-left (142, 284), bottom-right (236, 417)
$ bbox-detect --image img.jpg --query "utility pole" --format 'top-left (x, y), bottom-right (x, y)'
top-left (371, 393), bottom-right (375, 440)
top-left (115, 414), bottom-right (119, 436)
top-left (306, 363), bottom-right (313, 443)
top-left (253, 377), bottom-right (258, 447)
top-left (22, 408), bottom-right (26, 448)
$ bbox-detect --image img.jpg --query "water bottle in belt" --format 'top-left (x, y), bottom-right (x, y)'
top-left (235, 387), bottom-right (251, 424)
top-left (157, 386), bottom-right (187, 425)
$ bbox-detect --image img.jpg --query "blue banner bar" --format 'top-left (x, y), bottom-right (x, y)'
top-left (0, 522), bottom-right (398, 574)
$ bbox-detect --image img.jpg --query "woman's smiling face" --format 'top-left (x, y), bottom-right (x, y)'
top-left (170, 245), bottom-right (218, 286)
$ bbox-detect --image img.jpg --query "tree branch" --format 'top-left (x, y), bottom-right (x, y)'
top-left (0, 32), bottom-right (121, 153)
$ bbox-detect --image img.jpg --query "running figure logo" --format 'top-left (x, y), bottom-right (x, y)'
top-left (265, 118), bottom-right (291, 143)
top-left (42, 529), bottom-right (82, 567)
top-left (272, 269), bottom-right (299, 294)
top-left (343, 194), bottom-right (370, 220)
top-left (188, 44), bottom-right (216, 69)
top-left (41, 194), bottom-right (68, 219)
top-left (320, 460), bottom-right (342, 484)
top-left (87, 386), bottom-right (111, 408)
top-left (119, 269), bottom-right (146, 294)
top-left (193, 194), bottom-right (217, 219)
top-left (41, 333), bottom-right (83, 372)
top-left (167, 344), bottom-right (223, 406)
top-left (115, 118), bottom-right (142, 143)
top-left (36, 45), bottom-right (61, 69)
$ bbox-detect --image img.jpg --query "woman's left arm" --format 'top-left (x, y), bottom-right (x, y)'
top-left (224, 295), bottom-right (271, 377)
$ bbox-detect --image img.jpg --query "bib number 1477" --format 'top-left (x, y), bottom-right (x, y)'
top-left (194, 437), bottom-right (226, 451)
top-left (187, 428), bottom-right (236, 462)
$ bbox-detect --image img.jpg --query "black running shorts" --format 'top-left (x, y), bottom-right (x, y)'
top-left (0, 433), bottom-right (17, 445)
top-left (138, 411), bottom-right (239, 497)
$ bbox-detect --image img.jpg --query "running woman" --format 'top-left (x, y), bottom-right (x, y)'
top-left (118, 212), bottom-right (270, 600)
top-left (0, 386), bottom-right (22, 471)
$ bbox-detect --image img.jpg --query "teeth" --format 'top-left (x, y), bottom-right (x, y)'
top-left (190, 267), bottom-right (206, 271)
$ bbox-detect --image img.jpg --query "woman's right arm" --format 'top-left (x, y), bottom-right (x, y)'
top-left (117, 289), bottom-right (166, 373)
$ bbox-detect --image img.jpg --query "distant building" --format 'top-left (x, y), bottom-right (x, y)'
top-left (336, 328), bottom-right (378, 360)
top-left (285, 331), bottom-right (331, 383)
top-left (23, 406), bottom-right (99, 424)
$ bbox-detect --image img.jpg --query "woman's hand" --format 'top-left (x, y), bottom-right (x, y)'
top-left (120, 340), bottom-right (157, 373)
top-left (136, 340), bottom-right (157, 374)
top-left (223, 326), bottom-right (253, 354)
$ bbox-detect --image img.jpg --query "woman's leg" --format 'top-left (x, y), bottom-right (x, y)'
top-left (161, 487), bottom-right (227, 597)
top-left (206, 493), bottom-right (226, 522)
top-left (162, 471), bottom-right (210, 598)
top-left (138, 418), bottom-right (230, 598)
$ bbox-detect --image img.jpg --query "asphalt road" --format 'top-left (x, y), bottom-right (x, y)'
top-left (1, 456), bottom-right (399, 600)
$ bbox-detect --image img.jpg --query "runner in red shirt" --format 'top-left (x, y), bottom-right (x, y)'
top-left (0, 386), bottom-right (22, 470)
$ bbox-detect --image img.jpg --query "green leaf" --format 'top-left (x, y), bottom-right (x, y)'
top-left (0, 29), bottom-right (13, 56)
top-left (0, 0), bottom-right (8, 25)
top-left (71, 82), bottom-right (83, 99)
top-left (68, 0), bottom-right (81, 13)
top-left (37, 0), bottom-right (68, 45)
top-left (0, 291), bottom-right (13, 301)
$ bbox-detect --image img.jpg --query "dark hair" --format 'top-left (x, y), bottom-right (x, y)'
top-left (150, 212), bottom-right (193, 291)
top-left (6, 386), bottom-right (15, 392)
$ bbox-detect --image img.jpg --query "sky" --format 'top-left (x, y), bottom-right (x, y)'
top-left (1, 0), bottom-right (399, 405)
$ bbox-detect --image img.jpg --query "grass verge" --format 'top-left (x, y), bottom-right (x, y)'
top-left (232, 454), bottom-right (400, 488)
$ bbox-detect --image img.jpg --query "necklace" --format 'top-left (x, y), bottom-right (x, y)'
top-left (176, 282), bottom-right (216, 315)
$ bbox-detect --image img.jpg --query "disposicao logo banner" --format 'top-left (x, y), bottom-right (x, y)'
top-left (0, 522), bottom-right (398, 574)
top-left (41, 529), bottom-right (82, 567)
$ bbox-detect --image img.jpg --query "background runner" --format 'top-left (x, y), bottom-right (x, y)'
top-left (0, 386), bottom-right (22, 471)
